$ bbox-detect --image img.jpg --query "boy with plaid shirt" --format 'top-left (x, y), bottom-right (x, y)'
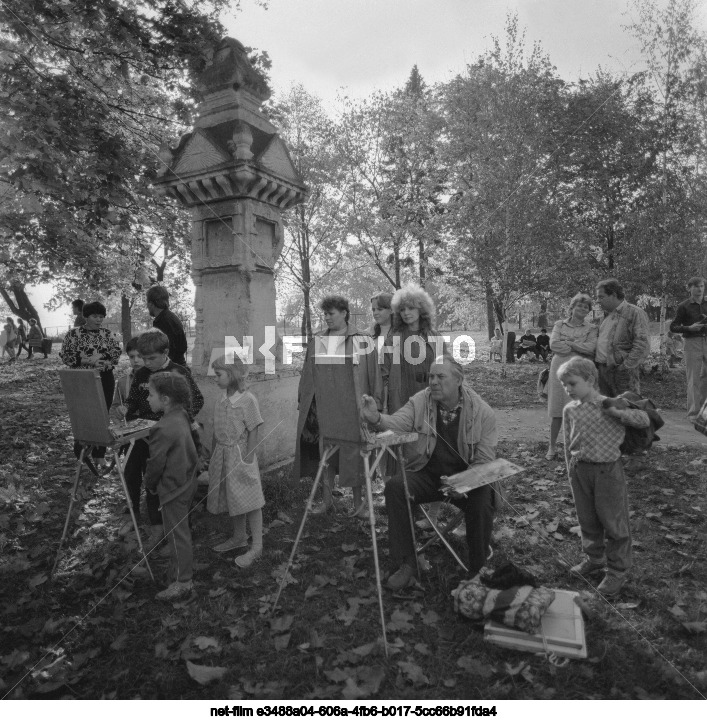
top-left (559, 357), bottom-right (649, 597)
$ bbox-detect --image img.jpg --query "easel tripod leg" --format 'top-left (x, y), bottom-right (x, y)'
top-left (363, 452), bottom-right (389, 657)
top-left (116, 443), bottom-right (155, 582)
top-left (271, 445), bottom-right (336, 613)
top-left (51, 445), bottom-right (86, 577)
top-left (397, 447), bottom-right (420, 578)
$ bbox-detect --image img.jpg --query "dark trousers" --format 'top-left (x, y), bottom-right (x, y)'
top-left (73, 370), bottom-right (114, 462)
top-left (384, 467), bottom-right (495, 575)
top-left (124, 438), bottom-right (162, 525)
top-left (597, 363), bottom-right (640, 397)
top-left (517, 346), bottom-right (540, 360)
top-left (16, 340), bottom-right (29, 357)
top-left (569, 458), bottom-right (632, 574)
top-left (161, 489), bottom-right (195, 583)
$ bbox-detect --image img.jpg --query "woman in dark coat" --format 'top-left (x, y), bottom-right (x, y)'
top-left (293, 295), bottom-right (380, 516)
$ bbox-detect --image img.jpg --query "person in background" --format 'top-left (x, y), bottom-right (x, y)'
top-left (535, 328), bottom-right (550, 361)
top-left (293, 295), bottom-right (379, 517)
top-left (669, 276), bottom-right (707, 421)
top-left (384, 284), bottom-right (446, 529)
top-left (546, 293), bottom-right (598, 461)
top-left (207, 356), bottom-right (265, 569)
top-left (123, 329), bottom-right (203, 551)
top-left (370, 291), bottom-right (394, 407)
top-left (72, 299), bottom-right (86, 328)
top-left (516, 329), bottom-right (539, 361)
top-left (146, 286), bottom-right (188, 366)
top-left (60, 301), bottom-right (122, 471)
top-left (3, 317), bottom-right (17, 363)
top-left (489, 328), bottom-right (503, 362)
top-left (15, 319), bottom-right (29, 359)
top-left (559, 357), bottom-right (649, 597)
top-left (505, 329), bottom-right (516, 363)
top-left (143, 372), bottom-right (199, 601)
top-left (26, 318), bottom-right (46, 359)
top-left (111, 336), bottom-right (143, 421)
top-left (595, 279), bottom-right (650, 397)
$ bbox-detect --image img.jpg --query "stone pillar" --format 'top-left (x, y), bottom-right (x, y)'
top-left (153, 37), bottom-right (307, 468)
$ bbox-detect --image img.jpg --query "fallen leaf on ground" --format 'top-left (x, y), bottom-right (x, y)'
top-left (186, 660), bottom-right (227, 685)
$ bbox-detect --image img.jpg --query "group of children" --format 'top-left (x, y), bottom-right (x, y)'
top-left (113, 329), bottom-right (264, 601)
top-left (108, 328), bottom-right (648, 602)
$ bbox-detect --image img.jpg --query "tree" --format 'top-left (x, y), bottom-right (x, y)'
top-left (335, 70), bottom-right (445, 291)
top-left (0, 0), bottom-right (267, 327)
top-left (438, 14), bottom-right (567, 338)
top-left (274, 85), bottom-right (351, 339)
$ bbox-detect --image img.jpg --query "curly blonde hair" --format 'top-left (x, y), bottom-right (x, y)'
top-left (391, 284), bottom-right (436, 332)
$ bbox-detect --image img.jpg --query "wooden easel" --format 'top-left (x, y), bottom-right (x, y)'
top-left (51, 370), bottom-right (155, 580)
top-left (271, 354), bottom-right (419, 658)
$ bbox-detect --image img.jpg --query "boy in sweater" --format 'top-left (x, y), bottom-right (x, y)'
top-left (559, 357), bottom-right (649, 597)
top-left (124, 329), bottom-right (203, 548)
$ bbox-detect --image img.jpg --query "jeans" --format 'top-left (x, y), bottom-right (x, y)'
top-left (124, 439), bottom-right (162, 525)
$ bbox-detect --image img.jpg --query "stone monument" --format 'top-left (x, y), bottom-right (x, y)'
top-left (153, 37), bottom-right (307, 467)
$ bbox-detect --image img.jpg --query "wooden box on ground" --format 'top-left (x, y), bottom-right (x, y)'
top-left (484, 589), bottom-right (587, 659)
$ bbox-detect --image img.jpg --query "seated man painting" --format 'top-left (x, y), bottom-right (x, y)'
top-left (516, 329), bottom-right (539, 360)
top-left (361, 355), bottom-right (498, 591)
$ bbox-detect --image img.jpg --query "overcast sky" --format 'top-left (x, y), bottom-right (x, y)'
top-left (224, 0), bottom-right (707, 102)
top-left (26, 0), bottom-right (707, 329)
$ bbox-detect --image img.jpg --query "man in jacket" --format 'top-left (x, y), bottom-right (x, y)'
top-left (595, 278), bottom-right (650, 396)
top-left (146, 286), bottom-right (188, 366)
top-left (361, 354), bottom-right (498, 590)
top-left (670, 276), bottom-right (707, 421)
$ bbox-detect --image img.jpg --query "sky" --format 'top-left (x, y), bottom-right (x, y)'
top-left (21, 0), bottom-right (707, 329)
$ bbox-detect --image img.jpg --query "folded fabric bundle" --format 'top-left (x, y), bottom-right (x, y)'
top-left (452, 580), bottom-right (555, 634)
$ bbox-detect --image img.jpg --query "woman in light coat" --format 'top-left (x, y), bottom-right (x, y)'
top-left (546, 293), bottom-right (598, 459)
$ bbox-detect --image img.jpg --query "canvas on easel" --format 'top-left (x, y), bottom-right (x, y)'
top-left (312, 353), bottom-right (372, 446)
top-left (59, 368), bottom-right (115, 446)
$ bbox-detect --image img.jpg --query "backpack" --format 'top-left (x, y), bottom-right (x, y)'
top-left (614, 391), bottom-right (664, 454)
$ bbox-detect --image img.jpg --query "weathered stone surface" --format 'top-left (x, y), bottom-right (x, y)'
top-left (153, 37), bottom-right (306, 466)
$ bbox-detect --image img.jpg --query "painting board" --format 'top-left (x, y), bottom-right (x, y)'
top-left (59, 369), bottom-right (115, 446)
top-left (313, 354), bottom-right (366, 445)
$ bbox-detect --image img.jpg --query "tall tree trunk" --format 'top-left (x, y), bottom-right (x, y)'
top-left (607, 227), bottom-right (615, 271)
top-left (0, 281), bottom-right (44, 332)
top-left (419, 237), bottom-right (425, 288)
top-left (120, 293), bottom-right (132, 349)
top-left (485, 282), bottom-right (496, 339)
top-left (394, 238), bottom-right (401, 289)
top-left (538, 298), bottom-right (548, 329)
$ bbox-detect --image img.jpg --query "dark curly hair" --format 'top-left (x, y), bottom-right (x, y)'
top-left (149, 371), bottom-right (192, 409)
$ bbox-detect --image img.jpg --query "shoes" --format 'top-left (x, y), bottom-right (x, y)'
top-left (545, 448), bottom-right (557, 461)
top-left (570, 558), bottom-right (606, 577)
top-left (155, 580), bottom-right (193, 601)
top-left (213, 537), bottom-right (248, 553)
top-left (234, 547), bottom-right (262, 569)
top-left (415, 516), bottom-right (439, 531)
top-left (386, 563), bottom-right (418, 591)
top-left (597, 572), bottom-right (626, 597)
top-left (348, 501), bottom-right (368, 519)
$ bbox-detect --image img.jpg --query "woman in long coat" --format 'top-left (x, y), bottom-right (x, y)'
top-left (546, 293), bottom-right (598, 459)
top-left (293, 295), bottom-right (380, 515)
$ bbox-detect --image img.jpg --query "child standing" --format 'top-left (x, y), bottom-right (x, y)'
top-left (559, 357), bottom-right (649, 597)
top-left (124, 329), bottom-right (203, 549)
top-left (143, 372), bottom-right (199, 601)
top-left (111, 336), bottom-right (144, 421)
top-left (207, 356), bottom-right (264, 569)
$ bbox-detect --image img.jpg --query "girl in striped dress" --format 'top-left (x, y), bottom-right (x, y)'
top-left (207, 356), bottom-right (264, 568)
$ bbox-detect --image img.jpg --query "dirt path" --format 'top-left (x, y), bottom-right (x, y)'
top-left (495, 406), bottom-right (707, 448)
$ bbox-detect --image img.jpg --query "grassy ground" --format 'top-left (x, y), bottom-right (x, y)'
top-left (0, 357), bottom-right (704, 700)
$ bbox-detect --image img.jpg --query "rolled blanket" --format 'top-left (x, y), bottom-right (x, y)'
top-left (452, 580), bottom-right (555, 634)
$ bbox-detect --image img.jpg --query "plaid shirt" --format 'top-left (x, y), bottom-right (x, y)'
top-left (563, 397), bottom-right (649, 463)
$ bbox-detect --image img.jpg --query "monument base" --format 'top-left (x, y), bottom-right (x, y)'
top-left (195, 370), bottom-right (299, 472)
